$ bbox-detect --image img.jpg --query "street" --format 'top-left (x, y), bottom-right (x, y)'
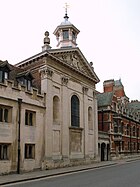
top-left (5, 160), bottom-right (140, 187)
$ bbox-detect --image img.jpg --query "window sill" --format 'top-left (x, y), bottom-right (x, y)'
top-left (69, 126), bottom-right (83, 131)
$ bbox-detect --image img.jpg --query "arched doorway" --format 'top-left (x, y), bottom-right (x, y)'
top-left (107, 144), bottom-right (110, 161)
top-left (101, 143), bottom-right (106, 161)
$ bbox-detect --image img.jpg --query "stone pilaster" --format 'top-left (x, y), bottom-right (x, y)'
top-left (40, 66), bottom-right (54, 166)
top-left (93, 91), bottom-right (99, 158)
top-left (61, 76), bottom-right (69, 163)
top-left (82, 86), bottom-right (89, 159)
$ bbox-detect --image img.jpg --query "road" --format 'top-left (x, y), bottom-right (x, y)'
top-left (5, 160), bottom-right (140, 187)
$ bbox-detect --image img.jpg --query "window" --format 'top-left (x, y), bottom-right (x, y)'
top-left (137, 128), bottom-right (139, 137)
top-left (137, 143), bottom-right (140, 150)
top-left (0, 105), bottom-right (12, 123)
top-left (71, 95), bottom-right (80, 127)
top-left (0, 70), bottom-right (9, 83)
top-left (18, 77), bottom-right (32, 91)
top-left (4, 72), bottom-right (8, 80)
top-left (121, 122), bottom-right (124, 134)
top-left (63, 30), bottom-right (69, 40)
top-left (126, 124), bottom-right (130, 135)
top-left (133, 126), bottom-right (136, 137)
top-left (25, 110), bottom-right (35, 126)
top-left (128, 142), bottom-right (130, 150)
top-left (88, 107), bottom-right (93, 130)
top-left (114, 121), bottom-right (118, 133)
top-left (122, 141), bottom-right (124, 150)
top-left (0, 71), bottom-right (2, 82)
top-left (133, 142), bottom-right (136, 150)
top-left (25, 144), bottom-right (35, 159)
top-left (72, 32), bottom-right (76, 40)
top-left (0, 144), bottom-right (10, 160)
top-left (53, 96), bottom-right (60, 123)
top-left (27, 80), bottom-right (31, 91)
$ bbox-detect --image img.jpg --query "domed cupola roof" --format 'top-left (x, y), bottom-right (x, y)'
top-left (60, 11), bottom-right (72, 25)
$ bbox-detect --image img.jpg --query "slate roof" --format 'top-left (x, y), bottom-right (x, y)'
top-left (97, 92), bottom-right (113, 107)
top-left (0, 60), bottom-right (38, 88)
top-left (114, 79), bottom-right (123, 86)
top-left (127, 101), bottom-right (140, 111)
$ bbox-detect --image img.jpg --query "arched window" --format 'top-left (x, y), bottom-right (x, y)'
top-left (71, 95), bottom-right (80, 127)
top-left (53, 96), bottom-right (60, 123)
top-left (88, 107), bottom-right (93, 130)
top-left (63, 30), bottom-right (69, 40)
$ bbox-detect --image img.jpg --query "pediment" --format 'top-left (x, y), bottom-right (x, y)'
top-left (49, 48), bottom-right (100, 83)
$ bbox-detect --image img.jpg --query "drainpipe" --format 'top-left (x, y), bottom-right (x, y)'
top-left (137, 125), bottom-right (138, 153)
top-left (101, 110), bottom-right (104, 131)
top-left (17, 98), bottom-right (22, 174)
top-left (129, 121), bottom-right (132, 154)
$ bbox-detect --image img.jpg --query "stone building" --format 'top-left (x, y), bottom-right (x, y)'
top-left (97, 79), bottom-right (140, 161)
top-left (0, 60), bottom-right (46, 174)
top-left (0, 11), bottom-right (99, 174)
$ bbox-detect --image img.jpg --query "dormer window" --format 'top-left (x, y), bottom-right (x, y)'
top-left (25, 79), bottom-right (31, 91)
top-left (16, 71), bottom-right (33, 91)
top-left (0, 60), bottom-right (11, 83)
top-left (4, 72), bottom-right (8, 80)
top-left (18, 78), bottom-right (32, 91)
top-left (63, 30), bottom-right (69, 40)
top-left (27, 80), bottom-right (31, 91)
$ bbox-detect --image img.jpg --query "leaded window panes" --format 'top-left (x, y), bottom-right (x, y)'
top-left (63, 30), bottom-right (69, 40)
top-left (71, 95), bottom-right (80, 127)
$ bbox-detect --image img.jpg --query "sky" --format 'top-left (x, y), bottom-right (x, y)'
top-left (0, 0), bottom-right (140, 101)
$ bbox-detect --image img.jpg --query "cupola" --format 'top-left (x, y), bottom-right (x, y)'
top-left (53, 6), bottom-right (80, 48)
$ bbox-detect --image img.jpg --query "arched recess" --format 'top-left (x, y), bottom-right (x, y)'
top-left (88, 107), bottom-right (93, 130)
top-left (53, 96), bottom-right (60, 124)
top-left (101, 143), bottom-right (106, 161)
top-left (71, 95), bottom-right (80, 127)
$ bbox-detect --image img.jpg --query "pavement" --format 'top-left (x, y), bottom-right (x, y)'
top-left (0, 156), bottom-right (140, 186)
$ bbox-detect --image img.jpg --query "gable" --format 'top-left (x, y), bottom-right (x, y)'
top-left (0, 60), bottom-right (11, 72)
top-left (48, 47), bottom-right (100, 83)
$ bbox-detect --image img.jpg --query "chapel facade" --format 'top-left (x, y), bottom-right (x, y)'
top-left (0, 11), bottom-right (99, 174)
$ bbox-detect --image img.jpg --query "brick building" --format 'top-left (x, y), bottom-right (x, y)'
top-left (97, 79), bottom-right (140, 161)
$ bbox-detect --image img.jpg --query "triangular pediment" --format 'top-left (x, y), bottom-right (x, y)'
top-left (48, 47), bottom-right (100, 83)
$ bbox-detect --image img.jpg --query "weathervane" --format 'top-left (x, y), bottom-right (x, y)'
top-left (64, 3), bottom-right (69, 14)
top-left (63, 3), bottom-right (70, 20)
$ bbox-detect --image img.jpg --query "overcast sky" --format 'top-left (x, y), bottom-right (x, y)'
top-left (0, 0), bottom-right (139, 101)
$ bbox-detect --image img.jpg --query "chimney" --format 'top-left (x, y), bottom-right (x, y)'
top-left (103, 79), bottom-right (114, 93)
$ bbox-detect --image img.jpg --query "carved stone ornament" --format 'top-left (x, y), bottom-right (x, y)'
top-left (40, 67), bottom-right (53, 79)
top-left (61, 76), bottom-right (69, 86)
top-left (46, 68), bottom-right (53, 78)
top-left (82, 86), bottom-right (88, 94)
